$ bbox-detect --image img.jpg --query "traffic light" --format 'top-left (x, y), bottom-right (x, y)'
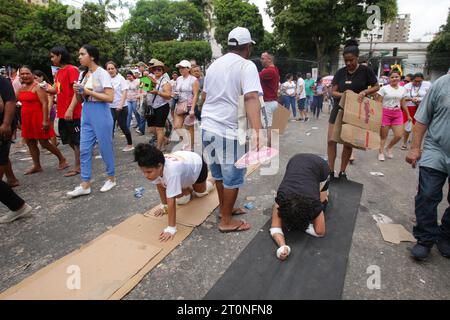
top-left (393, 47), bottom-right (398, 57)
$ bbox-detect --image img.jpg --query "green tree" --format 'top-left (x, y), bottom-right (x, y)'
top-left (11, 1), bottom-right (125, 72)
top-left (149, 40), bottom-right (212, 70)
top-left (427, 11), bottom-right (450, 73)
top-left (123, 0), bottom-right (206, 54)
top-left (267, 0), bottom-right (397, 74)
top-left (213, 0), bottom-right (264, 54)
top-left (0, 0), bottom-right (33, 65)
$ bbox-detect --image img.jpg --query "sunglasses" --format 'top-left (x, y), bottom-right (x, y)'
top-left (154, 67), bottom-right (164, 72)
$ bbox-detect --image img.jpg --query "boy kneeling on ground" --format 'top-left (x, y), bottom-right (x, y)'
top-left (134, 143), bottom-right (214, 242)
top-left (270, 153), bottom-right (330, 260)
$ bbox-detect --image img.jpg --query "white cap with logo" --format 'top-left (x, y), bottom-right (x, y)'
top-left (176, 60), bottom-right (192, 69)
top-left (227, 27), bottom-right (256, 46)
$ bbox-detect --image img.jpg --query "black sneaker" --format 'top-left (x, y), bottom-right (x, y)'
top-left (338, 171), bottom-right (348, 180)
top-left (410, 243), bottom-right (432, 261)
top-left (437, 238), bottom-right (450, 258)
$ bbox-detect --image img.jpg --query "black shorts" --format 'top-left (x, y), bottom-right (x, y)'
top-left (58, 119), bottom-right (81, 145)
top-left (329, 105), bottom-right (341, 125)
top-left (147, 104), bottom-right (170, 128)
top-left (0, 139), bottom-right (12, 166)
top-left (194, 158), bottom-right (208, 184)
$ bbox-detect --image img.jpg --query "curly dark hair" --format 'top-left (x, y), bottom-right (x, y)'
top-left (275, 193), bottom-right (316, 232)
top-left (134, 143), bottom-right (165, 168)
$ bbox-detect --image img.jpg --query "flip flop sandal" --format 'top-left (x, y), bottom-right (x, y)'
top-left (219, 221), bottom-right (250, 233)
top-left (218, 207), bottom-right (248, 219)
top-left (64, 170), bottom-right (80, 177)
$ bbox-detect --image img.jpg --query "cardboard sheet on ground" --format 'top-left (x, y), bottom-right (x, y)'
top-left (1, 215), bottom-right (193, 300)
top-left (205, 180), bottom-right (363, 300)
top-left (271, 104), bottom-right (290, 134)
top-left (1, 234), bottom-right (161, 300)
top-left (377, 223), bottom-right (416, 244)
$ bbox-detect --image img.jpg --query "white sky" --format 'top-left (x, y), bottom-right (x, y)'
top-left (61, 0), bottom-right (449, 41)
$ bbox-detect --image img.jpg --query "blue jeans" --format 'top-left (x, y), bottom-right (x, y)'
top-left (127, 100), bottom-right (145, 133)
top-left (312, 96), bottom-right (323, 118)
top-left (202, 130), bottom-right (246, 189)
top-left (305, 95), bottom-right (313, 112)
top-left (80, 101), bottom-right (115, 182)
top-left (414, 166), bottom-right (450, 246)
top-left (282, 95), bottom-right (296, 118)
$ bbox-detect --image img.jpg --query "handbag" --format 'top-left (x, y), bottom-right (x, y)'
top-left (175, 100), bottom-right (189, 115)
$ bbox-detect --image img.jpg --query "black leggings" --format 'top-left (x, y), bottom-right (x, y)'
top-left (111, 107), bottom-right (132, 145)
top-left (0, 181), bottom-right (25, 211)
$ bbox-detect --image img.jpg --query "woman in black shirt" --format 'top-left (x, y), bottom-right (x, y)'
top-left (270, 154), bottom-right (330, 261)
top-left (328, 39), bottom-right (379, 179)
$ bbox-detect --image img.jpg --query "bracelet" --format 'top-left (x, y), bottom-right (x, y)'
top-left (164, 226), bottom-right (177, 235)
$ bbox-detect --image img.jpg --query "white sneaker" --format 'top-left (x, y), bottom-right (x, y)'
top-left (135, 129), bottom-right (142, 134)
top-left (0, 203), bottom-right (33, 224)
top-left (100, 180), bottom-right (116, 192)
top-left (386, 148), bottom-right (394, 159)
top-left (122, 145), bottom-right (135, 152)
top-left (67, 185), bottom-right (91, 198)
top-left (176, 194), bottom-right (191, 205)
top-left (378, 153), bottom-right (385, 161)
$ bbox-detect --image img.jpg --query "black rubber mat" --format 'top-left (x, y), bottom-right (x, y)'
top-left (205, 179), bottom-right (363, 300)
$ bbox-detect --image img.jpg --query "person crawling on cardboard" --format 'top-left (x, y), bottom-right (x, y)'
top-left (270, 153), bottom-right (330, 260)
top-left (134, 143), bottom-right (214, 242)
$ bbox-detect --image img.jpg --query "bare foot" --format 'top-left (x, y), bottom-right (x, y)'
top-left (24, 167), bottom-right (43, 175)
top-left (7, 179), bottom-right (20, 188)
top-left (58, 160), bottom-right (70, 170)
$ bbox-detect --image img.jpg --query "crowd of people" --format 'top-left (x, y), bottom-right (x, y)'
top-left (0, 27), bottom-right (449, 262)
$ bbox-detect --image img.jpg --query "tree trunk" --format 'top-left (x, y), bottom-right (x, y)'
top-left (313, 37), bottom-right (328, 76)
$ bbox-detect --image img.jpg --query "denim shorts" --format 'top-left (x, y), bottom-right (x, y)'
top-left (202, 129), bottom-right (247, 189)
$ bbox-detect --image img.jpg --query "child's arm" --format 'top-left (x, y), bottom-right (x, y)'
top-left (270, 203), bottom-right (291, 261)
top-left (159, 196), bottom-right (177, 242)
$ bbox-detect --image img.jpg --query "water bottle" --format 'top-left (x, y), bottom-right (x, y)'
top-left (134, 187), bottom-right (145, 198)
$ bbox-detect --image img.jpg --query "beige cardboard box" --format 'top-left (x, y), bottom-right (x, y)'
top-left (342, 91), bottom-right (382, 132)
top-left (340, 124), bottom-right (381, 150)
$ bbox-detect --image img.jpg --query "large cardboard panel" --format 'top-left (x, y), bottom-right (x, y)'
top-left (271, 104), bottom-right (291, 134)
top-left (107, 215), bottom-right (193, 299)
top-left (342, 91), bottom-right (382, 132)
top-left (340, 124), bottom-right (380, 150)
top-left (1, 234), bottom-right (161, 300)
top-left (331, 109), bottom-right (345, 144)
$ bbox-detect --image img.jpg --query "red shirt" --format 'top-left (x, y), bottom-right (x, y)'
top-left (259, 66), bottom-right (280, 102)
top-left (54, 65), bottom-right (82, 119)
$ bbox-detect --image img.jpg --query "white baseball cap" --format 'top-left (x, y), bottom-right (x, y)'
top-left (176, 60), bottom-right (191, 69)
top-left (228, 27), bottom-right (256, 46)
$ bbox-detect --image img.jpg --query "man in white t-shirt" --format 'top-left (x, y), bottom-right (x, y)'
top-left (201, 27), bottom-right (263, 233)
top-left (296, 72), bottom-right (307, 121)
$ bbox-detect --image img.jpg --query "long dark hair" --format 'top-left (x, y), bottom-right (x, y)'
top-left (81, 44), bottom-right (100, 64)
top-left (50, 46), bottom-right (71, 64)
top-left (79, 44), bottom-right (100, 83)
